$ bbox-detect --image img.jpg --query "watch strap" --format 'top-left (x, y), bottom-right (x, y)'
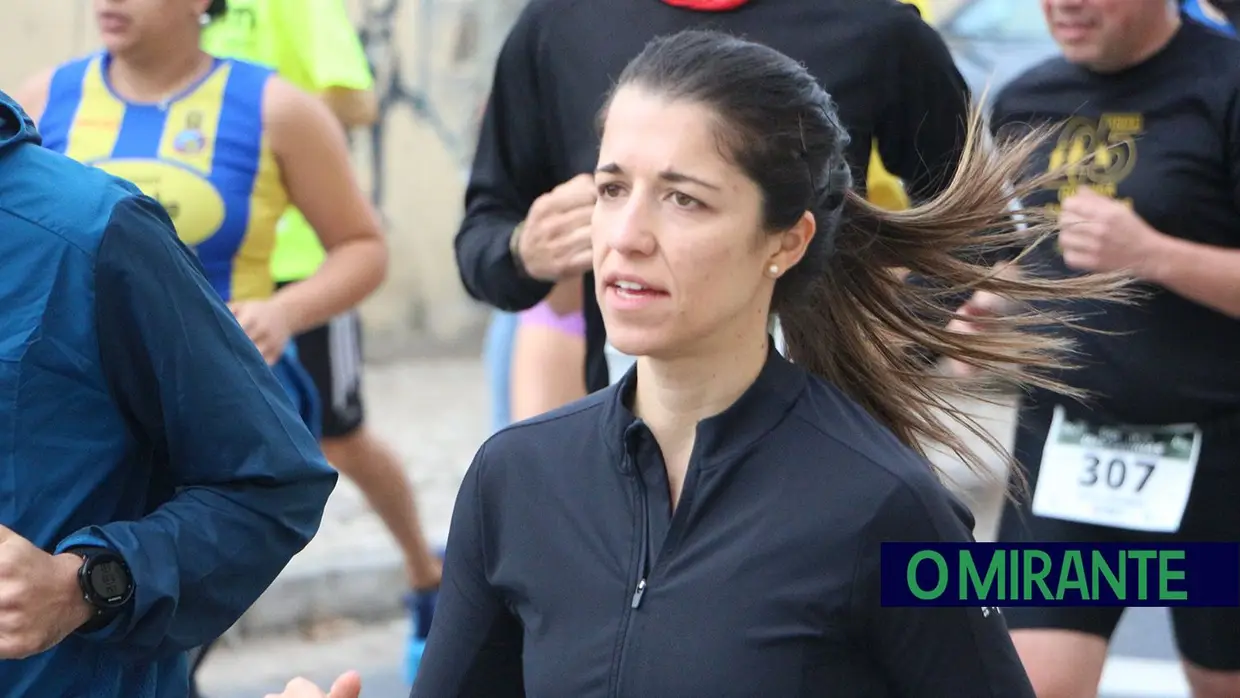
top-left (77, 605), bottom-right (118, 634)
top-left (509, 221), bottom-right (533, 279)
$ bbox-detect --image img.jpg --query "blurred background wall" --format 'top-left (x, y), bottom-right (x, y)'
top-left (0, 0), bottom-right (964, 359)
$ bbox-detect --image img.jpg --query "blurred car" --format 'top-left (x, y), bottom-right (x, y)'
top-left (937, 0), bottom-right (1060, 100)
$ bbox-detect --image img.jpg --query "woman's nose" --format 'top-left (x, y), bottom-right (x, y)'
top-left (607, 196), bottom-right (657, 256)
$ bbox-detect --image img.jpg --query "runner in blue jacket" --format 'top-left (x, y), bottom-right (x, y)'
top-left (0, 91), bottom-right (337, 697)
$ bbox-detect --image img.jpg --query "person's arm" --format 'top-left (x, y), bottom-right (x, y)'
top-left (875, 5), bottom-right (972, 202)
top-left (411, 443), bottom-right (524, 697)
top-left (275, 0), bottom-right (378, 127)
top-left (851, 479), bottom-right (1035, 697)
top-left (1133, 84), bottom-right (1240, 318)
top-left (1142, 238), bottom-right (1240, 317)
top-left (263, 77), bottom-right (388, 334)
top-left (454, 6), bottom-right (557, 311)
top-left (321, 88), bottom-right (377, 128)
top-left (62, 193), bottom-right (337, 656)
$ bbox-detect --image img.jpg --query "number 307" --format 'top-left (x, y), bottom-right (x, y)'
top-left (1080, 455), bottom-right (1156, 491)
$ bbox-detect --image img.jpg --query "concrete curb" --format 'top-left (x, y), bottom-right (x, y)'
top-left (214, 537), bottom-right (410, 647)
top-left (233, 546), bottom-right (409, 639)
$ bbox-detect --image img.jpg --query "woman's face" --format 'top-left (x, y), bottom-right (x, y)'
top-left (592, 86), bottom-right (812, 361)
top-left (94, 0), bottom-right (207, 54)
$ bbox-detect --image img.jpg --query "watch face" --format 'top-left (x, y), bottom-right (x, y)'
top-left (89, 560), bottom-right (130, 604)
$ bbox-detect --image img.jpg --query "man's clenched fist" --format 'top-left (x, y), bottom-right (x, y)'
top-left (0, 525), bottom-right (94, 659)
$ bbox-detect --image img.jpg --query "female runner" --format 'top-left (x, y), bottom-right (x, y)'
top-left (15, 0), bottom-right (387, 434)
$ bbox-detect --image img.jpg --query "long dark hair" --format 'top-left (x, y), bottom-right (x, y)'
top-left (604, 29), bottom-right (1131, 488)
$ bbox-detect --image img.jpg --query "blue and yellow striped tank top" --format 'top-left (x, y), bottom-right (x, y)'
top-left (38, 54), bottom-right (287, 303)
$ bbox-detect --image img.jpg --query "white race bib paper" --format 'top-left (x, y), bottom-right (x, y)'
top-left (1031, 405), bottom-right (1202, 533)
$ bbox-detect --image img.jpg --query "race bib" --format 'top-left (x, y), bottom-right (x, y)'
top-left (1030, 405), bottom-right (1202, 533)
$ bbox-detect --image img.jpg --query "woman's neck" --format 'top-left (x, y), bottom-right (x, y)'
top-left (108, 44), bottom-right (213, 105)
top-left (633, 326), bottom-right (769, 455)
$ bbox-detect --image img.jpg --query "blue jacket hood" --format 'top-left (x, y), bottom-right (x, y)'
top-left (0, 89), bottom-right (42, 155)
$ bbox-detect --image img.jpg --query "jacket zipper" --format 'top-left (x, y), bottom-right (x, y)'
top-left (611, 447), bottom-right (651, 697)
top-left (631, 474), bottom-right (650, 608)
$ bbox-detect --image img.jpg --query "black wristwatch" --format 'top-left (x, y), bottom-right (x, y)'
top-left (70, 547), bottom-right (134, 632)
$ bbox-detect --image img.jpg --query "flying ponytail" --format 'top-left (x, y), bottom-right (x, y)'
top-left (614, 28), bottom-right (1132, 489)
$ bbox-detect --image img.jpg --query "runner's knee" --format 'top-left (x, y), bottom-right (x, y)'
top-left (1182, 662), bottom-right (1240, 698)
top-left (1010, 629), bottom-right (1109, 698)
top-left (1172, 604), bottom-right (1240, 692)
top-left (319, 428), bottom-right (371, 470)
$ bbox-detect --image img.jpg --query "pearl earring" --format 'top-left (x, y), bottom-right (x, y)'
top-left (768, 264), bottom-right (780, 278)
top-left (199, 12), bottom-right (211, 26)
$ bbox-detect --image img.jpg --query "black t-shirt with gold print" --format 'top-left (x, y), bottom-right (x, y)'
top-left (992, 19), bottom-right (1240, 425)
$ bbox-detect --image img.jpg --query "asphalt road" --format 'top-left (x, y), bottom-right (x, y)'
top-left (203, 607), bottom-right (1191, 698)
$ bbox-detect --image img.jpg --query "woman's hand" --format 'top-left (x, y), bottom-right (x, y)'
top-left (263, 671), bottom-right (361, 698)
top-left (943, 289), bottom-right (1014, 379)
top-left (230, 299), bottom-right (292, 365)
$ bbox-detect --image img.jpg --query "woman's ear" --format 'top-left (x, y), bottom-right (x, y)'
top-left (766, 210), bottom-right (816, 275)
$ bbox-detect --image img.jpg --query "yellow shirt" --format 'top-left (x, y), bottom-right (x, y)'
top-left (201, 0), bottom-right (374, 282)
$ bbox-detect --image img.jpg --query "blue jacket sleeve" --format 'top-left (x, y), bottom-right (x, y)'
top-left (59, 194), bottom-right (338, 657)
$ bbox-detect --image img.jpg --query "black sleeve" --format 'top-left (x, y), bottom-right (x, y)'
top-left (453, 4), bottom-right (555, 312)
top-left (900, 86), bottom-right (1028, 322)
top-left (411, 443), bottom-right (525, 697)
top-left (875, 6), bottom-right (972, 202)
top-left (851, 480), bottom-right (1036, 698)
top-left (1223, 76), bottom-right (1240, 207)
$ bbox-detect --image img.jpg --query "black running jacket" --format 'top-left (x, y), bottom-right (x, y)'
top-left (410, 347), bottom-right (1035, 697)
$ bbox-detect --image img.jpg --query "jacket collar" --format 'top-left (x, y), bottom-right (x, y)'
top-left (601, 340), bottom-right (807, 472)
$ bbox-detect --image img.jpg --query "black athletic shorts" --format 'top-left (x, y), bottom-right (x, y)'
top-left (276, 281), bottom-right (365, 438)
top-left (997, 391), bottom-right (1240, 671)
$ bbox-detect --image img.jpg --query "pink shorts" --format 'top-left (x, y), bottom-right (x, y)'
top-left (520, 300), bottom-right (586, 337)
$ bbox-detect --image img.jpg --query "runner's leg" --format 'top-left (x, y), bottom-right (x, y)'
top-left (1165, 422), bottom-right (1240, 698)
top-left (997, 398), bottom-right (1124, 698)
top-left (1181, 662), bottom-right (1240, 698)
top-left (483, 310), bottom-right (517, 431)
top-left (1008, 630), bottom-right (1111, 698)
top-left (291, 306), bottom-right (442, 682)
top-left (510, 290), bottom-right (586, 421)
top-left (1176, 608), bottom-right (1240, 698)
top-left (320, 430), bottom-right (442, 588)
top-left (295, 310), bottom-right (442, 588)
